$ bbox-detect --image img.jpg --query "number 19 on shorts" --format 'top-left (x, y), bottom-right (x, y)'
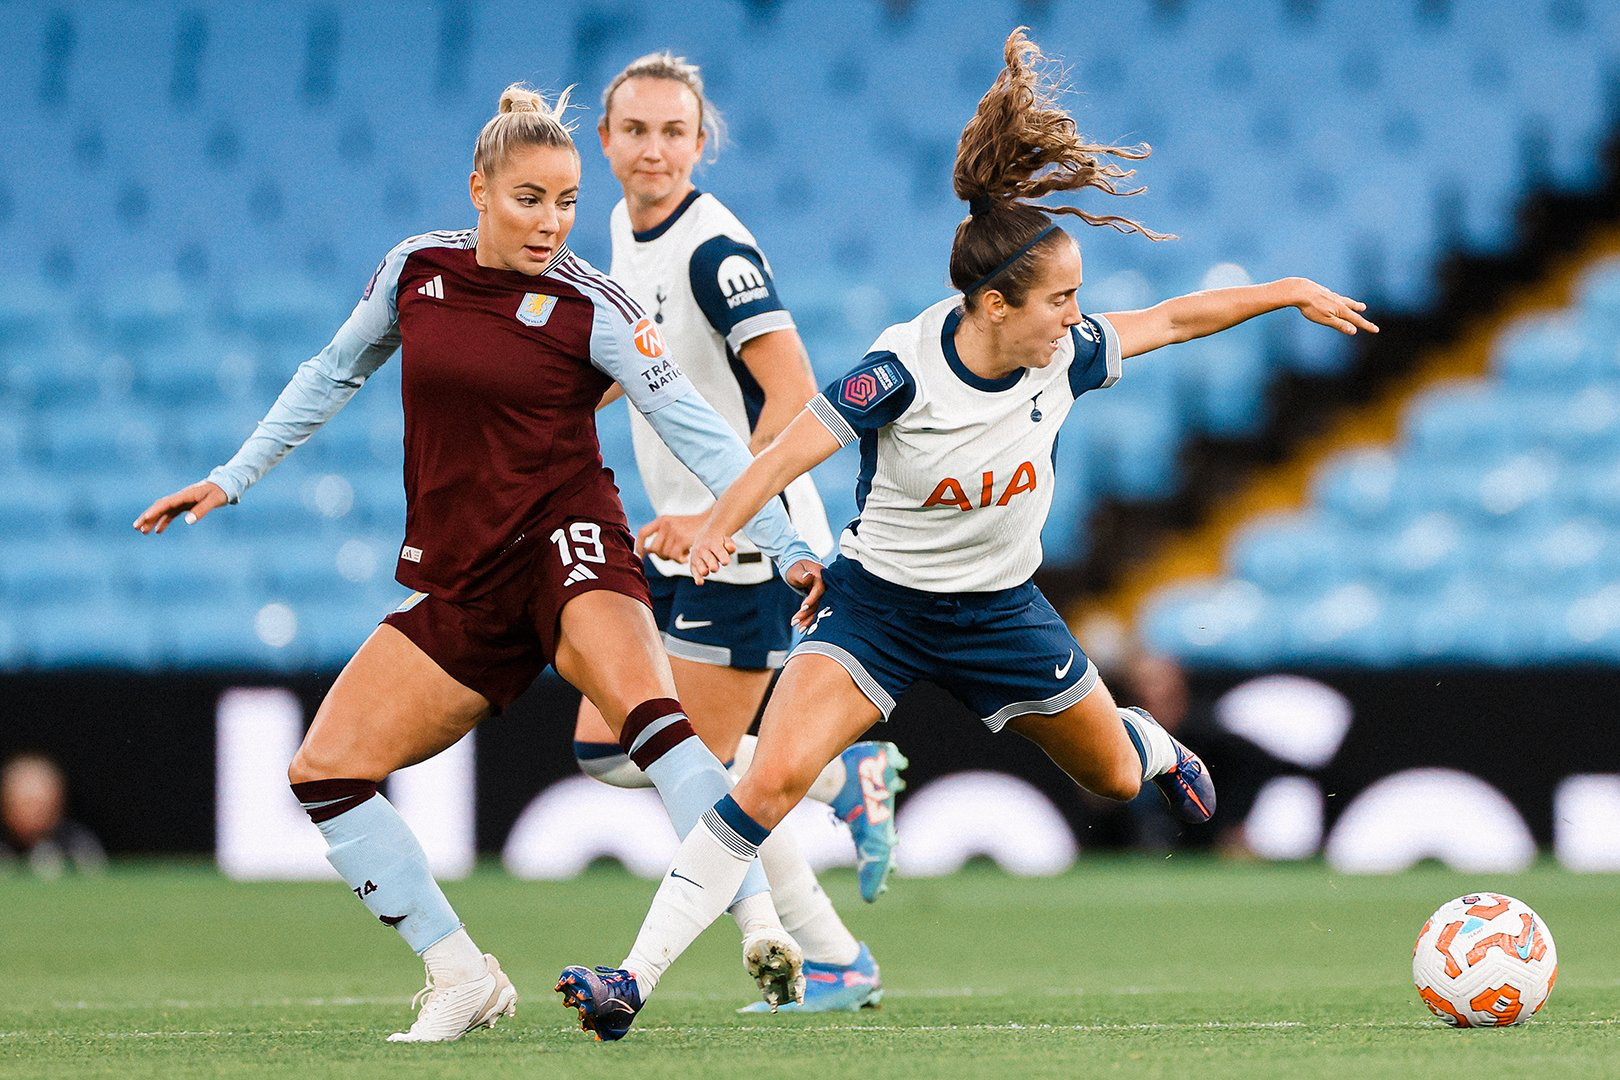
top-left (551, 522), bottom-right (606, 567)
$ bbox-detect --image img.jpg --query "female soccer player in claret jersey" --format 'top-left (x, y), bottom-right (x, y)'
top-left (134, 84), bottom-right (824, 1043)
top-left (567, 52), bottom-right (901, 1013)
top-left (556, 28), bottom-right (1378, 1039)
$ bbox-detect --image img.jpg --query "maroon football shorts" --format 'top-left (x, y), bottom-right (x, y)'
top-left (383, 516), bottom-right (652, 709)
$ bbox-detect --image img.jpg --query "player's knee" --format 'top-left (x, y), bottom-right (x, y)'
top-left (287, 742), bottom-right (372, 786)
top-left (287, 748), bottom-right (320, 787)
top-left (737, 754), bottom-right (815, 821)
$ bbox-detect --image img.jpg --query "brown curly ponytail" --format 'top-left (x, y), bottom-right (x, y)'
top-left (950, 28), bottom-right (1165, 308)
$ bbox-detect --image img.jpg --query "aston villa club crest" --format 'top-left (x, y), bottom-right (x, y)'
top-left (516, 292), bottom-right (558, 326)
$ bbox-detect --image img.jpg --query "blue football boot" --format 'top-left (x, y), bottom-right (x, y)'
top-left (555, 965), bottom-right (644, 1042)
top-left (828, 741), bottom-right (909, 902)
top-left (737, 942), bottom-right (882, 1013)
top-left (1124, 706), bottom-right (1217, 823)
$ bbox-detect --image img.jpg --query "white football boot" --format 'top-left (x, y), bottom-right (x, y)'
top-left (741, 929), bottom-right (805, 1011)
top-left (387, 952), bottom-right (517, 1042)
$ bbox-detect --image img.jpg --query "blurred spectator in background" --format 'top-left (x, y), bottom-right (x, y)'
top-left (0, 753), bottom-right (106, 877)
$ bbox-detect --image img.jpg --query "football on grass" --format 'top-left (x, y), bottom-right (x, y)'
top-left (1413, 893), bottom-right (1557, 1027)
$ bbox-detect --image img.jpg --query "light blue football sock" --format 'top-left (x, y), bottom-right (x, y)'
top-left (643, 736), bottom-right (771, 905)
top-left (314, 793), bottom-right (462, 954)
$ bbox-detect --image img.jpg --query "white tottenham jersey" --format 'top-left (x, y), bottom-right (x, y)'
top-left (609, 190), bottom-right (833, 584)
top-left (806, 297), bottom-right (1122, 593)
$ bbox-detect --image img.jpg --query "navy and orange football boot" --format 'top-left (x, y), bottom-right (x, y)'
top-left (1124, 706), bottom-right (1217, 823)
top-left (555, 966), bottom-right (644, 1042)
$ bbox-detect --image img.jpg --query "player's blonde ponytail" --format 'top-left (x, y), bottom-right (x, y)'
top-left (473, 82), bottom-right (578, 176)
top-left (950, 28), bottom-right (1165, 308)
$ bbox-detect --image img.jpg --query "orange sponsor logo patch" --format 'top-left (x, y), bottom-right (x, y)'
top-left (633, 317), bottom-right (665, 359)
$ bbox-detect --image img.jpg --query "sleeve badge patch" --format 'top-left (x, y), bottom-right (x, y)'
top-left (632, 317), bottom-right (666, 359)
top-left (839, 361), bottom-right (900, 410)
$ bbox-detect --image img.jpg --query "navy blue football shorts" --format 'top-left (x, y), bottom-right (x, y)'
top-left (788, 556), bottom-right (1099, 731)
top-left (644, 556), bottom-right (802, 670)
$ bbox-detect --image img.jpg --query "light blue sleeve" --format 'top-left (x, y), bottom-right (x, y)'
top-left (204, 245), bottom-right (407, 502)
top-left (575, 265), bottom-right (816, 579)
top-left (641, 393), bottom-right (819, 579)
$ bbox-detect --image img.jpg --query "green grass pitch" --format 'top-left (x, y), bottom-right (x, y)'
top-left (3, 858), bottom-right (1617, 1079)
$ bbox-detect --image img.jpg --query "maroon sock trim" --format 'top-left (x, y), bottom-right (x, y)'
top-left (630, 717), bottom-right (697, 771)
top-left (291, 778), bottom-right (379, 824)
top-left (618, 697), bottom-right (684, 755)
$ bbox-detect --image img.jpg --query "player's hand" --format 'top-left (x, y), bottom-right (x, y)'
top-left (133, 481), bottom-right (229, 535)
top-left (688, 524), bottom-right (738, 584)
top-left (1290, 279), bottom-right (1379, 335)
top-left (635, 513), bottom-right (707, 562)
top-left (784, 559), bottom-right (826, 631)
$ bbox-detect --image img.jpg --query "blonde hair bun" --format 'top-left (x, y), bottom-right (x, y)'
top-left (473, 82), bottom-right (578, 176)
top-left (499, 84), bottom-right (545, 114)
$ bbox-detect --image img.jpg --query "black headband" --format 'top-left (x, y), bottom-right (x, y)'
top-left (968, 194), bottom-right (994, 216)
top-left (963, 223), bottom-right (1062, 297)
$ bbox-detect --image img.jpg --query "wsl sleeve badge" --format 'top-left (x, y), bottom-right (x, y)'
top-left (517, 292), bottom-right (559, 327)
top-left (839, 361), bottom-right (902, 412)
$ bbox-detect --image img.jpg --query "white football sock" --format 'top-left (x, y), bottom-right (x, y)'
top-left (730, 734), bottom-right (848, 805)
top-left (422, 926), bottom-right (486, 984)
top-left (1119, 707), bottom-right (1179, 780)
top-left (728, 891), bottom-right (781, 939)
top-left (622, 806), bottom-right (763, 998)
top-left (760, 826), bottom-right (860, 966)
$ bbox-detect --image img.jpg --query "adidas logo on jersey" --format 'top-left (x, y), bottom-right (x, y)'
top-left (563, 564), bottom-right (599, 587)
top-left (417, 275), bottom-right (445, 299)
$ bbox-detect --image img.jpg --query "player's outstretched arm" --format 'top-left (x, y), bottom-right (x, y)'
top-left (1102, 277), bottom-right (1378, 359)
top-left (689, 407), bottom-right (840, 586)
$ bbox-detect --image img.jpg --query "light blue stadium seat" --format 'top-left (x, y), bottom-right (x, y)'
top-left (38, 407), bottom-right (161, 470)
top-left (157, 604), bottom-right (305, 670)
top-left (165, 406), bottom-right (265, 466)
top-left (1371, 510), bottom-right (1472, 591)
top-left (0, 417), bottom-right (33, 472)
top-left (3, 348), bottom-right (106, 410)
top-left (1279, 583), bottom-right (1414, 667)
top-left (1074, 395), bottom-right (1181, 500)
top-left (1139, 579), bottom-right (1288, 669)
top-left (1493, 313), bottom-right (1591, 386)
top-left (1494, 514), bottom-right (1614, 596)
top-left (1578, 256), bottom-right (1620, 324)
top-left (1312, 449), bottom-right (1405, 524)
top-left (97, 275), bottom-right (195, 355)
top-left (0, 539), bottom-right (125, 604)
top-left (1403, 383), bottom-right (1517, 460)
top-left (230, 273), bottom-right (352, 350)
top-left (1568, 456), bottom-right (1620, 521)
top-left (21, 603), bottom-right (163, 668)
top-left (297, 594), bottom-right (403, 665)
top-left (1227, 512), bottom-right (1367, 596)
top-left (1041, 463), bottom-right (1094, 567)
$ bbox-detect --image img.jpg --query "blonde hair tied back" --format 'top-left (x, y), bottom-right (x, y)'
top-left (474, 81), bottom-right (578, 176)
